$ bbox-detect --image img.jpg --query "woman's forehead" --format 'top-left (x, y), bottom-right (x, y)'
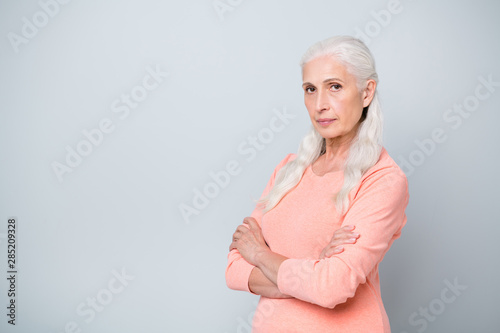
top-left (302, 56), bottom-right (352, 83)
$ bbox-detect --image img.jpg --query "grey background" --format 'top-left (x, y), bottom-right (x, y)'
top-left (1, 0), bottom-right (499, 332)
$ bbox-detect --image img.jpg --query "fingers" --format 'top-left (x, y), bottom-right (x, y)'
top-left (234, 217), bottom-right (258, 236)
top-left (230, 226), bottom-right (245, 252)
top-left (242, 217), bottom-right (259, 230)
top-left (235, 225), bottom-right (249, 234)
top-left (229, 217), bottom-right (262, 252)
top-left (243, 217), bottom-right (257, 223)
top-left (233, 223), bottom-right (252, 238)
top-left (230, 217), bottom-right (257, 251)
top-left (326, 246), bottom-right (344, 257)
top-left (332, 225), bottom-right (360, 242)
top-left (320, 246), bottom-right (344, 259)
top-left (319, 225), bottom-right (361, 259)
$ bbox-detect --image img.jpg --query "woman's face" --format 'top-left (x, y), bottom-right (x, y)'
top-left (302, 55), bottom-right (375, 145)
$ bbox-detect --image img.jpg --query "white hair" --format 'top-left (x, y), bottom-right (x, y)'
top-left (260, 36), bottom-right (383, 214)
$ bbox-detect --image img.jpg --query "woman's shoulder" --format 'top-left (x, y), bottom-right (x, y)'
top-left (284, 153), bottom-right (297, 163)
top-left (264, 153), bottom-right (297, 180)
top-left (276, 153), bottom-right (297, 169)
top-left (361, 147), bottom-right (408, 188)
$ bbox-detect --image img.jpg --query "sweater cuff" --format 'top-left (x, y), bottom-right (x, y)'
top-left (276, 258), bottom-right (296, 296)
top-left (277, 258), bottom-right (315, 298)
top-left (226, 254), bottom-right (256, 293)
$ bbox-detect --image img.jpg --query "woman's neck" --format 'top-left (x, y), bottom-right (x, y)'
top-left (315, 131), bottom-right (357, 174)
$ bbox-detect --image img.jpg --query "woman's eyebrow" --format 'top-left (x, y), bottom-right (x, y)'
top-left (302, 78), bottom-right (345, 87)
top-left (323, 77), bottom-right (344, 83)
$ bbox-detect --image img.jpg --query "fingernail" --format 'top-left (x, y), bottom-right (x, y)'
top-left (348, 238), bottom-right (356, 242)
top-left (353, 233), bottom-right (359, 237)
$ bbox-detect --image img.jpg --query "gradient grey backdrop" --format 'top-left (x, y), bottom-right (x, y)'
top-left (1, 0), bottom-right (499, 332)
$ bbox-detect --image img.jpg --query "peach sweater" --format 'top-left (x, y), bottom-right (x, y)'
top-left (225, 148), bottom-right (409, 332)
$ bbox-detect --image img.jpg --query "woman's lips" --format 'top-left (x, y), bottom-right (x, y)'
top-left (317, 118), bottom-right (336, 126)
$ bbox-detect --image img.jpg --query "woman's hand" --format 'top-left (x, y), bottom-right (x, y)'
top-left (229, 217), bottom-right (270, 266)
top-left (319, 225), bottom-right (360, 259)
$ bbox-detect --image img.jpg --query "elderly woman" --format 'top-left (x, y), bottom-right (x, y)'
top-left (226, 36), bottom-right (409, 332)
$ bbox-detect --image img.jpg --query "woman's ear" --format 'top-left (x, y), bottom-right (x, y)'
top-left (362, 79), bottom-right (377, 107)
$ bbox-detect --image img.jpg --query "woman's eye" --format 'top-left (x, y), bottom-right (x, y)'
top-left (330, 84), bottom-right (342, 91)
top-left (305, 86), bottom-right (315, 93)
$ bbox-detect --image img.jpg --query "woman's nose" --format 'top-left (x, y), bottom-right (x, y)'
top-left (315, 89), bottom-right (330, 112)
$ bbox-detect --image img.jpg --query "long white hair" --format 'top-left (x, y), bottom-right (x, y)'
top-left (260, 36), bottom-right (383, 214)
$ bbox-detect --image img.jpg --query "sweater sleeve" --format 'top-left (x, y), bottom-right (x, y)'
top-left (276, 165), bottom-right (409, 308)
top-left (225, 153), bottom-right (296, 292)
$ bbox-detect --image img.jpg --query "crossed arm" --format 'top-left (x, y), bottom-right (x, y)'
top-left (229, 218), bottom-right (359, 299)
